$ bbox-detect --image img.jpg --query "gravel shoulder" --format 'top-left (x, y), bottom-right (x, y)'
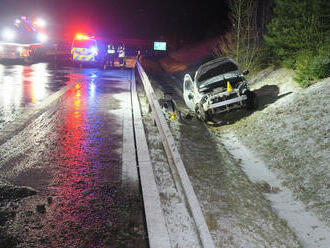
top-left (135, 74), bottom-right (202, 248)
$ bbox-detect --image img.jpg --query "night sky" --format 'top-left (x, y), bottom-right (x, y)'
top-left (0, 0), bottom-right (229, 42)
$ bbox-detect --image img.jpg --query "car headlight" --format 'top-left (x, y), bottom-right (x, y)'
top-left (238, 81), bottom-right (247, 94)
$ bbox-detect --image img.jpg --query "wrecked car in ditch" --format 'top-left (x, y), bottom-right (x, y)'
top-left (183, 57), bottom-right (257, 122)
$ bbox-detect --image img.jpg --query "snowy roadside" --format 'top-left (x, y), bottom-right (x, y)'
top-left (137, 63), bottom-right (302, 247)
top-left (140, 44), bottom-right (330, 245)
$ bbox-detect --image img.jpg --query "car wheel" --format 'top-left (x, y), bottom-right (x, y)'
top-left (195, 104), bottom-right (212, 122)
top-left (246, 90), bottom-right (258, 110)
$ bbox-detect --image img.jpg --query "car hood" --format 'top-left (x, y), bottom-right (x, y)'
top-left (198, 71), bottom-right (242, 90)
top-left (195, 57), bottom-right (239, 81)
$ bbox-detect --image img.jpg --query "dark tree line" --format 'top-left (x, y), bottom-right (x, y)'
top-left (214, 0), bottom-right (329, 87)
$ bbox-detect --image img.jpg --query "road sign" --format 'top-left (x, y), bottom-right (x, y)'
top-left (154, 41), bottom-right (166, 51)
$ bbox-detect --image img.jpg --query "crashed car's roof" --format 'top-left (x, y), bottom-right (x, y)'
top-left (195, 57), bottom-right (240, 83)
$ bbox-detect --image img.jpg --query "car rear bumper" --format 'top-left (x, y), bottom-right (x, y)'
top-left (72, 53), bottom-right (96, 62)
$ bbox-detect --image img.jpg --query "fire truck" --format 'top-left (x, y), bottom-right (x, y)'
top-left (0, 16), bottom-right (48, 63)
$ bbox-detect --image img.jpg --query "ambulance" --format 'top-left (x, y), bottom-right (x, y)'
top-left (71, 34), bottom-right (99, 65)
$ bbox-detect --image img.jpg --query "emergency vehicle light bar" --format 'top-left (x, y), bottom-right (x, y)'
top-left (75, 33), bottom-right (94, 40)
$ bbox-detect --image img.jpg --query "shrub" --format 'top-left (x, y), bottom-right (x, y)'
top-left (311, 44), bottom-right (330, 79)
top-left (294, 47), bottom-right (330, 87)
top-left (310, 54), bottom-right (330, 79)
top-left (294, 51), bottom-right (315, 87)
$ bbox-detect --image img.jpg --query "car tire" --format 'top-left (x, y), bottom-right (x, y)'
top-left (195, 104), bottom-right (212, 122)
top-left (246, 90), bottom-right (258, 110)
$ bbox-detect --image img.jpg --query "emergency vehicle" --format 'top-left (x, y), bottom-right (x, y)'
top-left (71, 34), bottom-right (99, 65)
top-left (0, 16), bottom-right (48, 62)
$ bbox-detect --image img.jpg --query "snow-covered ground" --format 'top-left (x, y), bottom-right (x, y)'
top-left (219, 132), bottom-right (330, 247)
top-left (215, 69), bottom-right (330, 247)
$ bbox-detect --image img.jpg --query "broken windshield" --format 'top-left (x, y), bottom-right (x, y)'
top-left (199, 74), bottom-right (244, 90)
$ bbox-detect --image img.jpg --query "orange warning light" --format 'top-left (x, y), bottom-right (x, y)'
top-left (75, 33), bottom-right (89, 40)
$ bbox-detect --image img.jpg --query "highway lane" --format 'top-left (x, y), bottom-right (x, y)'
top-left (0, 62), bottom-right (147, 248)
top-left (0, 63), bottom-right (65, 129)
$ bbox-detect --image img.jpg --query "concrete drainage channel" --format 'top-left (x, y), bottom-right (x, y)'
top-left (124, 59), bottom-right (215, 248)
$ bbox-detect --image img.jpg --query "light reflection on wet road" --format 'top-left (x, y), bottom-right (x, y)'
top-left (0, 63), bottom-right (65, 127)
top-left (0, 63), bottom-right (147, 248)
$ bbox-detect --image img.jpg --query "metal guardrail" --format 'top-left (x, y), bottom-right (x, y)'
top-left (136, 57), bottom-right (215, 248)
top-left (129, 69), bottom-right (172, 248)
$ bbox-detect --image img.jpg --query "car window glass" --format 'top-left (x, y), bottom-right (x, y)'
top-left (73, 40), bottom-right (96, 48)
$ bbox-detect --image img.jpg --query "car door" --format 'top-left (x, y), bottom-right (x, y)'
top-left (183, 74), bottom-right (196, 111)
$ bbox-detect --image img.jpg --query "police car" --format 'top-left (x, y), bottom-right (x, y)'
top-left (71, 34), bottom-right (99, 65)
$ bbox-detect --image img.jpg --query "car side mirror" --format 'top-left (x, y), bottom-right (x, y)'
top-left (243, 70), bottom-right (249, 75)
top-left (188, 93), bottom-right (194, 100)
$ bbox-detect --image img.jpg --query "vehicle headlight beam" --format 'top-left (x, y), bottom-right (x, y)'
top-left (2, 29), bottom-right (15, 41)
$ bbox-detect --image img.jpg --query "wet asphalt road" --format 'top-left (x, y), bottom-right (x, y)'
top-left (0, 62), bottom-right (147, 248)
